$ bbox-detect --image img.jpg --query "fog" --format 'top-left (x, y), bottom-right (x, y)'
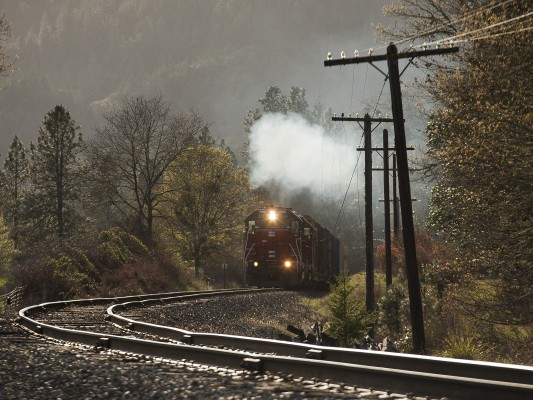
top-left (0, 0), bottom-right (394, 158)
top-left (0, 1), bottom-right (437, 232)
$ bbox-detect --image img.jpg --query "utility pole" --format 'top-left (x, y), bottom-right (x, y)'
top-left (333, 114), bottom-right (392, 312)
top-left (325, 42), bottom-right (458, 354)
top-left (375, 139), bottom-right (414, 288)
top-left (383, 129), bottom-right (392, 288)
top-left (387, 43), bottom-right (425, 353)
top-left (393, 154), bottom-right (399, 235)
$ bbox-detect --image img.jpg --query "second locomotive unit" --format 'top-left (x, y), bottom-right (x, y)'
top-left (244, 206), bottom-right (341, 288)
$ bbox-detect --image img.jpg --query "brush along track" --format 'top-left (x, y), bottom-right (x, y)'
top-left (19, 289), bottom-right (533, 400)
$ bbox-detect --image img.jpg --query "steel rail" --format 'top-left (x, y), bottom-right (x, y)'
top-left (107, 290), bottom-right (533, 386)
top-left (18, 290), bottom-right (533, 400)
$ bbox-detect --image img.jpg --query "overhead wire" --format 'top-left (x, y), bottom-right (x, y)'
top-left (392, 0), bottom-right (520, 47)
top-left (345, 0), bottom-right (525, 55)
top-left (328, 0), bottom-right (530, 239)
top-left (422, 10), bottom-right (533, 47)
top-left (332, 130), bottom-right (364, 235)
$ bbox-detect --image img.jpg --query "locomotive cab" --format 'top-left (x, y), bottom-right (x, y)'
top-left (244, 206), bottom-right (340, 289)
top-left (244, 207), bottom-right (311, 287)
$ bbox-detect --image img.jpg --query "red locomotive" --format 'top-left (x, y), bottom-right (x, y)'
top-left (244, 206), bottom-right (341, 288)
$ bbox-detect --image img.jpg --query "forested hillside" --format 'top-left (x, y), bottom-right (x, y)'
top-left (0, 0), bottom-right (389, 156)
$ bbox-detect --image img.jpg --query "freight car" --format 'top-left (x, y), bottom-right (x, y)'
top-left (244, 206), bottom-right (341, 288)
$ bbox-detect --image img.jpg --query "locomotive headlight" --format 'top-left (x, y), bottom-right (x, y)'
top-left (253, 261), bottom-right (259, 267)
top-left (268, 210), bottom-right (277, 222)
top-left (284, 260), bottom-right (292, 268)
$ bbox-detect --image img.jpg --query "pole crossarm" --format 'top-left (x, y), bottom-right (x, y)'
top-left (333, 116), bottom-right (393, 123)
top-left (324, 46), bottom-right (459, 67)
top-left (357, 147), bottom-right (414, 151)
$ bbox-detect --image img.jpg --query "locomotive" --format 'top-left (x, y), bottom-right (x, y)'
top-left (244, 206), bottom-right (341, 288)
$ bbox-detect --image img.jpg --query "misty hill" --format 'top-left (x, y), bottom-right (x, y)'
top-left (0, 0), bottom-right (390, 158)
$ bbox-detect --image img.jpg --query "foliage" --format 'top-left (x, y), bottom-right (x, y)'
top-left (0, 213), bottom-right (17, 278)
top-left (378, 0), bottom-right (532, 331)
top-left (378, 281), bottom-right (409, 338)
top-left (95, 227), bottom-right (148, 270)
top-left (87, 95), bottom-right (206, 244)
top-left (424, 1), bottom-right (532, 324)
top-left (0, 136), bottom-right (28, 246)
top-left (161, 144), bottom-right (256, 276)
top-left (28, 105), bottom-right (85, 240)
top-left (0, 14), bottom-right (15, 75)
top-left (46, 255), bottom-right (92, 299)
top-left (325, 272), bottom-right (375, 346)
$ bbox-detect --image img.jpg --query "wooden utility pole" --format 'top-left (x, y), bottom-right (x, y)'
top-left (325, 42), bottom-right (458, 354)
top-left (383, 129), bottom-right (392, 288)
top-left (376, 144), bottom-right (414, 288)
top-left (387, 43), bottom-right (426, 353)
top-left (333, 114), bottom-right (392, 312)
top-left (393, 154), bottom-right (399, 235)
top-left (363, 114), bottom-right (374, 312)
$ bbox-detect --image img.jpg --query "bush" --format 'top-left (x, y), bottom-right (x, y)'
top-left (95, 227), bottom-right (148, 270)
top-left (45, 255), bottom-right (95, 300)
top-left (378, 282), bottom-right (409, 338)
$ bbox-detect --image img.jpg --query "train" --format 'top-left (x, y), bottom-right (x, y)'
top-left (244, 206), bottom-right (342, 288)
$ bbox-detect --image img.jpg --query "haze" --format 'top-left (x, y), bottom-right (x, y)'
top-left (0, 0), bottom-right (392, 159)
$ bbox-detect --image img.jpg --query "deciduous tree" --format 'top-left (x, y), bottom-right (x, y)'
top-left (88, 95), bottom-right (206, 244)
top-left (378, 0), bottom-right (533, 324)
top-left (161, 144), bottom-right (255, 276)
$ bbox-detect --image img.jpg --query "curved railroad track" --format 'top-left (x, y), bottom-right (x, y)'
top-left (18, 289), bottom-right (533, 400)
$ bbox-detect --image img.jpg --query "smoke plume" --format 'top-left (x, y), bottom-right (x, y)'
top-left (249, 113), bottom-right (359, 200)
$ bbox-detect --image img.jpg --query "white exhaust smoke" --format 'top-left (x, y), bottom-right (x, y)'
top-left (249, 113), bottom-right (359, 199)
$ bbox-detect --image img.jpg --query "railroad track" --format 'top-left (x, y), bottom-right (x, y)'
top-left (18, 289), bottom-right (533, 400)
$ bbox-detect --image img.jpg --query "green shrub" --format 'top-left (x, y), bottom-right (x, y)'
top-left (96, 227), bottom-right (148, 269)
top-left (46, 255), bottom-right (94, 299)
top-left (378, 282), bottom-right (408, 338)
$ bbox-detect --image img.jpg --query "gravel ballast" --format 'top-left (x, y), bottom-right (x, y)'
top-left (1, 290), bottom-right (433, 399)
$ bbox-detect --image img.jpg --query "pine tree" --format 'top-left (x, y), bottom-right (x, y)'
top-left (326, 272), bottom-right (375, 346)
top-left (1, 136), bottom-right (29, 245)
top-left (0, 213), bottom-right (17, 279)
top-left (30, 105), bottom-right (84, 239)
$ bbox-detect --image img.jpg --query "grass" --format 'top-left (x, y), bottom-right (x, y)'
top-left (439, 336), bottom-right (491, 361)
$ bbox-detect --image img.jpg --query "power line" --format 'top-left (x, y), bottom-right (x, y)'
top-left (423, 10), bottom-right (533, 47)
top-left (332, 131), bottom-right (364, 235)
top-left (329, 1), bottom-right (528, 58)
top-left (393, 0), bottom-right (520, 47)
top-left (372, 78), bottom-right (388, 118)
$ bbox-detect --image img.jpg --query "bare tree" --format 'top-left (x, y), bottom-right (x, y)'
top-left (88, 95), bottom-right (207, 244)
